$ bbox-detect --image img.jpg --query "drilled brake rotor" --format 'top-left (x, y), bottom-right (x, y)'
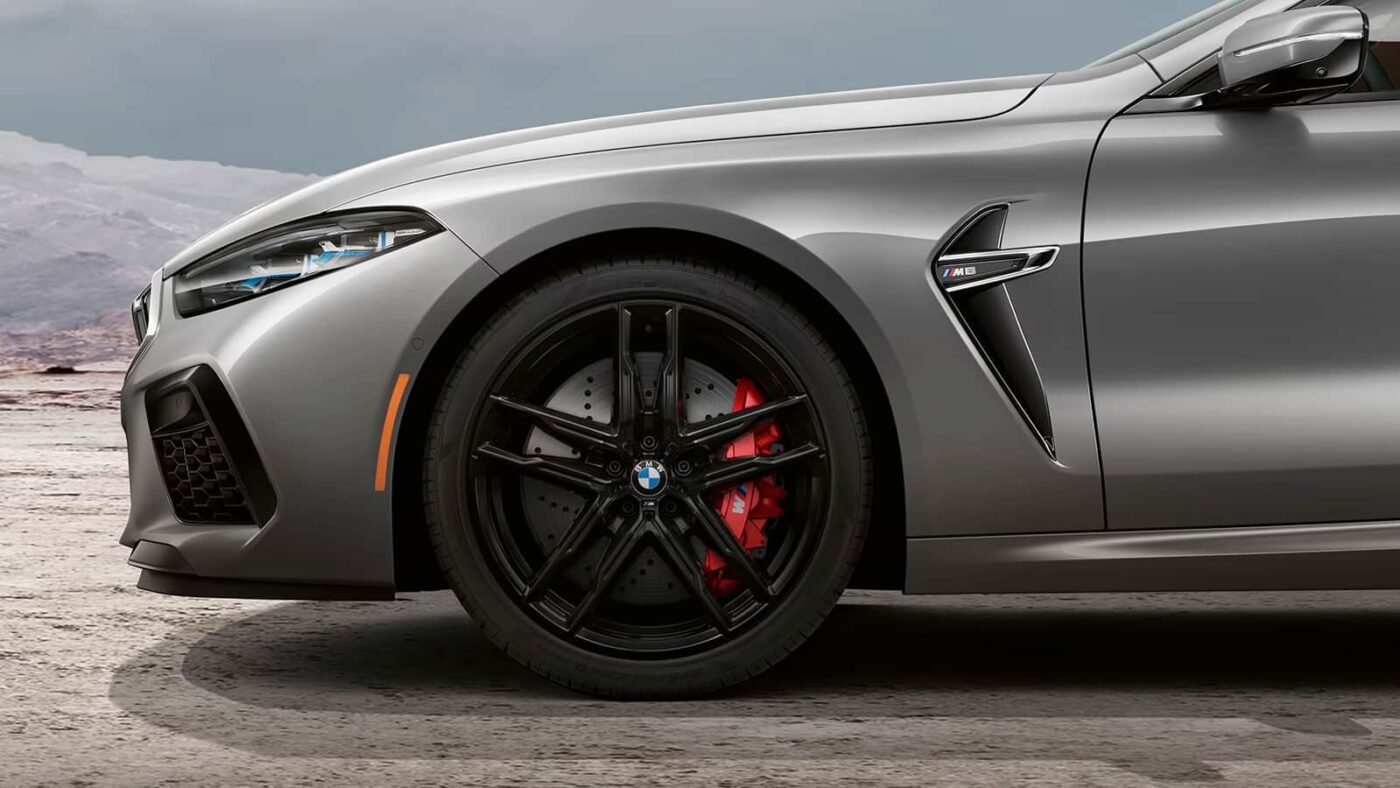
top-left (521, 353), bottom-right (737, 606)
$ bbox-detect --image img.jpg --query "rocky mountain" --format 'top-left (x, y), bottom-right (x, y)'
top-left (0, 131), bottom-right (317, 370)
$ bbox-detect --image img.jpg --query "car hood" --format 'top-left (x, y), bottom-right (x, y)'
top-left (160, 72), bottom-right (1049, 276)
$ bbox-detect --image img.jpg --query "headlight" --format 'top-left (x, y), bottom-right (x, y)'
top-left (173, 210), bottom-right (443, 316)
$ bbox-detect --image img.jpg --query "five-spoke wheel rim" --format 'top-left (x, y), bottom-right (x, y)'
top-left (463, 299), bottom-right (831, 657)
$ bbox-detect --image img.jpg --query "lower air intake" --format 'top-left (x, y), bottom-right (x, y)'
top-left (146, 365), bottom-right (275, 526)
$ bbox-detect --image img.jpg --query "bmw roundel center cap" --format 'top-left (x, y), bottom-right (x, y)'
top-left (632, 460), bottom-right (667, 496)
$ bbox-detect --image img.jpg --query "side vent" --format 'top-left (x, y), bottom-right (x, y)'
top-left (933, 204), bottom-right (1058, 456)
top-left (946, 204), bottom-right (1008, 256)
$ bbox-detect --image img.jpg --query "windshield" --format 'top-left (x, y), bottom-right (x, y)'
top-left (1087, 0), bottom-right (1255, 66)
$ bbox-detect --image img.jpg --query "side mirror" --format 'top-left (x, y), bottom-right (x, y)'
top-left (1213, 6), bottom-right (1368, 107)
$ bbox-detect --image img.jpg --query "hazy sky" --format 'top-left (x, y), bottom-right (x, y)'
top-left (1, 1), bottom-right (1219, 174)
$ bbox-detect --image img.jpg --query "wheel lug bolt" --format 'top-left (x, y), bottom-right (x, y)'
top-left (675, 460), bottom-right (692, 476)
top-left (640, 436), bottom-right (658, 451)
top-left (621, 500), bottom-right (638, 514)
top-left (606, 460), bottom-right (624, 476)
top-left (661, 499), bottom-right (679, 516)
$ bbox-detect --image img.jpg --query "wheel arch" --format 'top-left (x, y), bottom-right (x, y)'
top-left (392, 209), bottom-right (905, 592)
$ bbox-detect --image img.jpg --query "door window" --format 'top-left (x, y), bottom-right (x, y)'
top-left (1339, 0), bottom-right (1400, 93)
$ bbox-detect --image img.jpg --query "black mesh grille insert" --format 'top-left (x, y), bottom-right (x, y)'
top-left (156, 424), bottom-right (254, 524)
top-left (146, 366), bottom-right (273, 526)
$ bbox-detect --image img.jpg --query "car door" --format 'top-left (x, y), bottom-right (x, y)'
top-left (1083, 0), bottom-right (1400, 530)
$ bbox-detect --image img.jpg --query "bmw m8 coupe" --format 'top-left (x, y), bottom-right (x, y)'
top-left (122, 0), bottom-right (1400, 697)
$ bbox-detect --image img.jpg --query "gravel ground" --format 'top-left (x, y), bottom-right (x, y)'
top-left (8, 371), bottom-right (1400, 786)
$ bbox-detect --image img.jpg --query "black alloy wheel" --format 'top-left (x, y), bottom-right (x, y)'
top-left (424, 258), bottom-right (872, 698)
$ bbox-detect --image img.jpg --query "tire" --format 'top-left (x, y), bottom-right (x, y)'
top-left (423, 256), bottom-right (872, 698)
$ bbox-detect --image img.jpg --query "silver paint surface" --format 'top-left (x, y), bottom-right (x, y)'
top-left (1085, 100), bottom-right (1400, 530)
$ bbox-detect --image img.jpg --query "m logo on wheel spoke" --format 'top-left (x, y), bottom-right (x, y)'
top-left (632, 460), bottom-right (667, 495)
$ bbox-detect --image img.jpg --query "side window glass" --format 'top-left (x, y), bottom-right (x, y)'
top-left (1341, 0), bottom-right (1400, 93)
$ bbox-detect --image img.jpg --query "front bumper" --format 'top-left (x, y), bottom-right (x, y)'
top-left (121, 230), bottom-right (497, 598)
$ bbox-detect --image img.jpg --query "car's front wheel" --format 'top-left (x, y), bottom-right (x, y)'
top-left (423, 257), bottom-right (871, 698)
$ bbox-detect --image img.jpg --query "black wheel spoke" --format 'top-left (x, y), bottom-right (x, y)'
top-left (468, 293), bottom-right (835, 658)
top-left (681, 494), bottom-right (775, 601)
top-left (615, 305), bottom-right (643, 443)
top-left (566, 516), bottom-right (648, 633)
top-left (489, 395), bottom-right (619, 452)
top-left (476, 442), bottom-right (612, 492)
top-left (694, 442), bottom-right (824, 490)
top-left (658, 304), bottom-right (683, 439)
top-left (523, 493), bottom-right (619, 601)
top-left (679, 394), bottom-right (808, 450)
top-left (655, 517), bottom-right (733, 635)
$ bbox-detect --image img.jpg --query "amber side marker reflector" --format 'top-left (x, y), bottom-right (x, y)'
top-left (375, 373), bottom-right (411, 492)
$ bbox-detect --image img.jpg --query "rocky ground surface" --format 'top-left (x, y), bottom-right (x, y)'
top-left (8, 371), bottom-right (1400, 786)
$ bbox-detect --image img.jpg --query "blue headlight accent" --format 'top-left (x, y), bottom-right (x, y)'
top-left (173, 210), bottom-right (441, 317)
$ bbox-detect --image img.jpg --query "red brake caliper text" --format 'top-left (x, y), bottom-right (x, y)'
top-left (704, 378), bottom-right (787, 596)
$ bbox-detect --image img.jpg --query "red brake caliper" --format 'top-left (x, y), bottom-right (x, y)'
top-left (704, 378), bottom-right (787, 597)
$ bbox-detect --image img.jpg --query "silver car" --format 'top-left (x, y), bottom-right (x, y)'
top-left (121, 0), bottom-right (1400, 697)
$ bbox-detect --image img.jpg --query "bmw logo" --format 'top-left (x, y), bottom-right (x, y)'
top-left (631, 460), bottom-right (667, 495)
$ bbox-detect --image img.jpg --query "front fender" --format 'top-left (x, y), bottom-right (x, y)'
top-left (342, 67), bottom-right (1146, 539)
top-left (373, 191), bottom-right (928, 536)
